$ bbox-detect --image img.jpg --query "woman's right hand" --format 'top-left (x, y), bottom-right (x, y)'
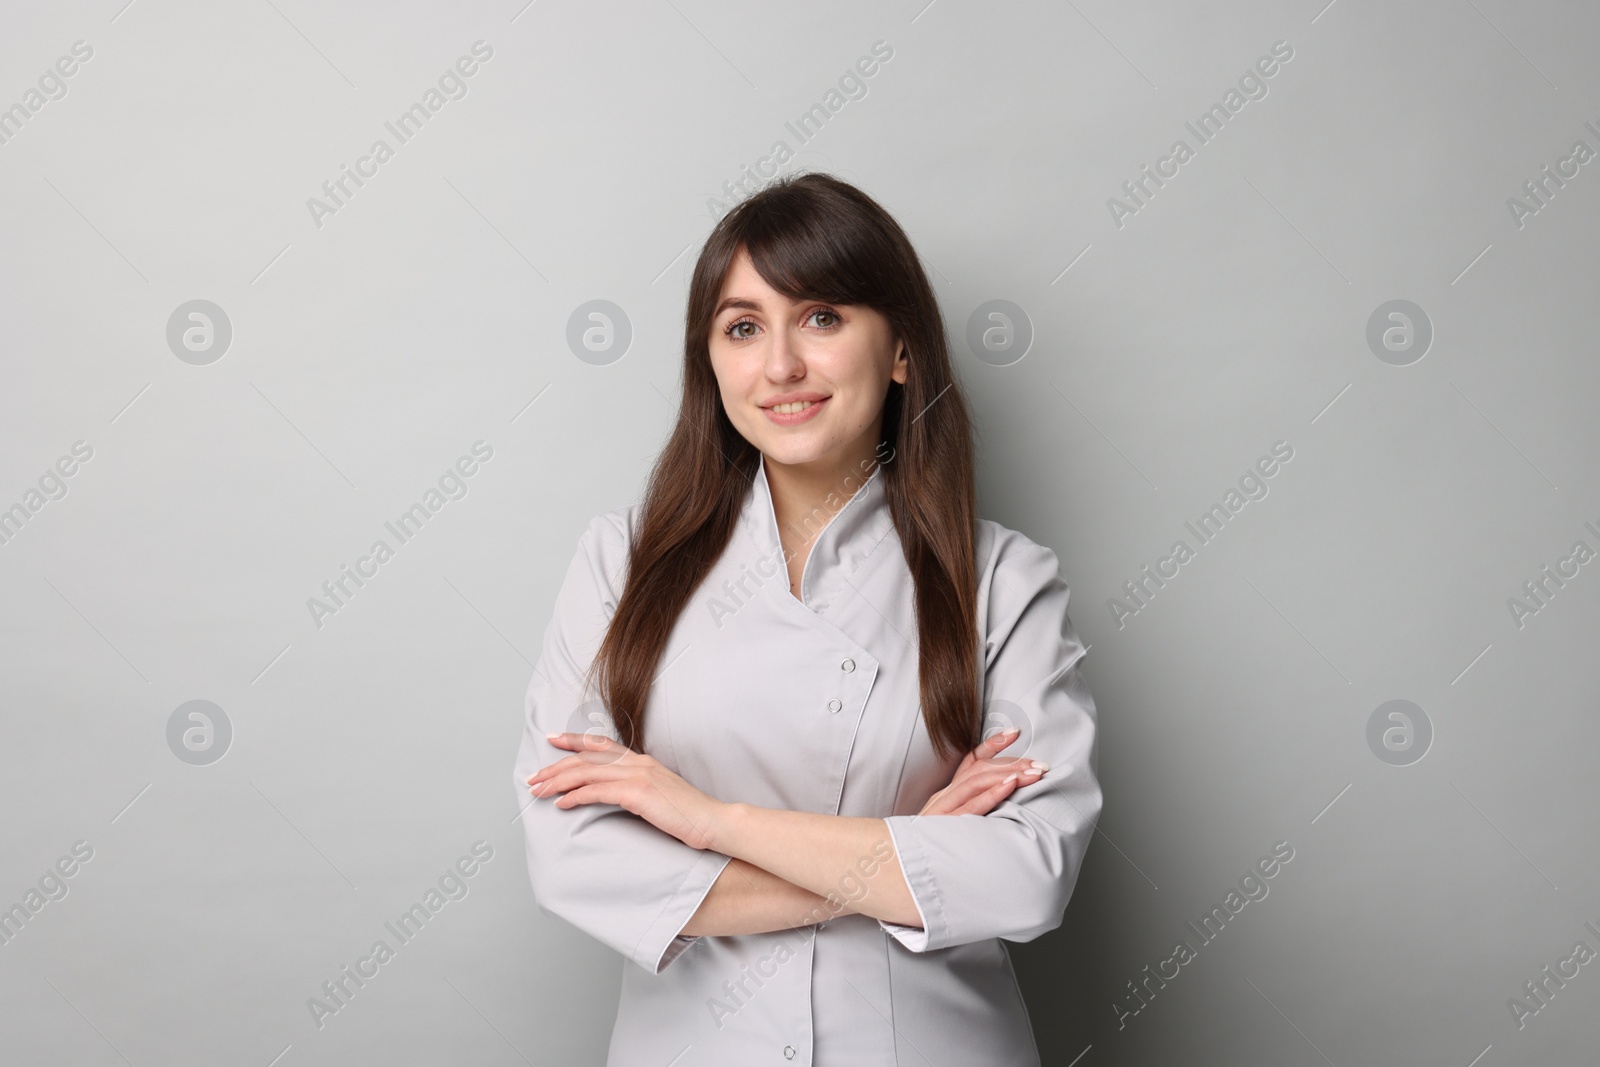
top-left (916, 727), bottom-right (1049, 817)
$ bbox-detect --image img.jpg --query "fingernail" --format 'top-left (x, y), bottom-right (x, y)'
top-left (1031, 761), bottom-right (1049, 772)
top-left (546, 732), bottom-right (562, 740)
top-left (1004, 773), bottom-right (1018, 784)
top-left (1021, 767), bottom-right (1041, 777)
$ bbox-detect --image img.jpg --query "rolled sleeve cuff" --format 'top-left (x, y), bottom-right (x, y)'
top-left (639, 850), bottom-right (734, 974)
top-left (877, 815), bottom-right (940, 952)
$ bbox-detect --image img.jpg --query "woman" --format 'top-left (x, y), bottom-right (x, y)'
top-left (512, 172), bottom-right (1101, 1066)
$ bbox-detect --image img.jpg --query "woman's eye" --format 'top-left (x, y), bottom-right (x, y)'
top-left (809, 309), bottom-right (840, 329)
top-left (726, 320), bottom-right (756, 340)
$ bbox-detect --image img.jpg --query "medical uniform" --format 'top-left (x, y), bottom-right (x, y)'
top-left (512, 454), bottom-right (1101, 1065)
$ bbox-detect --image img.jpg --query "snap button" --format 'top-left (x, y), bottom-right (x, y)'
top-left (841, 658), bottom-right (855, 672)
top-left (827, 699), bottom-right (842, 713)
top-left (784, 1045), bottom-right (796, 1059)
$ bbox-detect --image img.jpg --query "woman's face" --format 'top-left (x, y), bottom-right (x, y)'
top-left (708, 248), bottom-right (908, 475)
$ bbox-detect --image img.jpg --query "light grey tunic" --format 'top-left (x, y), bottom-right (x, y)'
top-left (511, 455), bottom-right (1102, 1066)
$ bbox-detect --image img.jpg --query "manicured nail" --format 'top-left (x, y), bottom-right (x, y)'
top-left (1030, 761), bottom-right (1049, 772)
top-left (1021, 767), bottom-right (1042, 777)
top-left (1004, 773), bottom-right (1018, 784)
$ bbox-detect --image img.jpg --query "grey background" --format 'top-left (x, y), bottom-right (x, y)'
top-left (2, 0), bottom-right (1596, 1064)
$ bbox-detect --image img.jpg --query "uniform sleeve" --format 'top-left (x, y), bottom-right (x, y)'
top-left (878, 536), bottom-right (1102, 953)
top-left (510, 513), bottom-right (733, 975)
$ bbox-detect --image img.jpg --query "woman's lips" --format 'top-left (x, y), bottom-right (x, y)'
top-left (762, 397), bottom-right (829, 426)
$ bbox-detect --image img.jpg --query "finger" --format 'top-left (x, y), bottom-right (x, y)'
top-left (547, 731), bottom-right (623, 753)
top-left (953, 772), bottom-right (1021, 816)
top-left (526, 754), bottom-right (583, 785)
top-left (975, 726), bottom-right (1021, 757)
top-left (553, 783), bottom-right (612, 809)
top-left (530, 762), bottom-right (635, 797)
top-left (943, 765), bottom-right (1039, 808)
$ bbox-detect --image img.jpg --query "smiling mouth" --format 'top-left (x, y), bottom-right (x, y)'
top-left (769, 400), bottom-right (820, 414)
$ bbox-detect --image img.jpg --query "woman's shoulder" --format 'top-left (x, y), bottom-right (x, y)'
top-left (975, 516), bottom-right (1066, 591)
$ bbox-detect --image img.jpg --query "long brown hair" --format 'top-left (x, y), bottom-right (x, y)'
top-left (587, 172), bottom-right (981, 762)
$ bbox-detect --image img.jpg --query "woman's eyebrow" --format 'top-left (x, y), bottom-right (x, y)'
top-left (713, 296), bottom-right (763, 317)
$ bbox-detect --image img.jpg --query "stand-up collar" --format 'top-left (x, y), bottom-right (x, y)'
top-left (738, 452), bottom-right (895, 613)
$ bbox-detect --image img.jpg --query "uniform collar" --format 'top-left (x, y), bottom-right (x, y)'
top-left (739, 452), bottom-right (895, 612)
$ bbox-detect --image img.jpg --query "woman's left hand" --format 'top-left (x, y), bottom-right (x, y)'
top-left (527, 732), bottom-right (727, 851)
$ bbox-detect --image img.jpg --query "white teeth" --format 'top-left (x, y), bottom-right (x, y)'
top-left (771, 400), bottom-right (818, 414)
